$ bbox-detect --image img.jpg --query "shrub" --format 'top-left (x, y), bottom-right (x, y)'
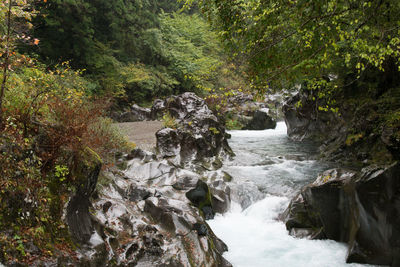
top-left (0, 63), bottom-right (130, 263)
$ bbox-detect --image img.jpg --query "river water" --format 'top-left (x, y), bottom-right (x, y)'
top-left (208, 122), bottom-right (370, 267)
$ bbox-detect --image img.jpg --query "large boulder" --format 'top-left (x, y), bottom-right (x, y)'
top-left (154, 93), bottom-right (234, 168)
top-left (282, 162), bottom-right (400, 266)
top-left (243, 109), bottom-right (276, 130)
top-left (83, 157), bottom-right (232, 267)
top-left (282, 90), bottom-right (342, 141)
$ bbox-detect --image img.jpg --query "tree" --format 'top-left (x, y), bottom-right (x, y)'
top-left (0, 0), bottom-right (12, 127)
top-left (188, 0), bottom-right (400, 93)
top-left (0, 0), bottom-right (35, 127)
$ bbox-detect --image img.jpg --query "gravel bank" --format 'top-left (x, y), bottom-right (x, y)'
top-left (115, 121), bottom-right (163, 151)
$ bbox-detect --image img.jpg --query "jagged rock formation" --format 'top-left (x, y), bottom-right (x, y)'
top-left (243, 109), bottom-right (277, 130)
top-left (282, 90), bottom-right (342, 142)
top-left (112, 104), bottom-right (152, 122)
top-left (224, 92), bottom-right (279, 130)
top-left (282, 86), bottom-right (399, 165)
top-left (63, 93), bottom-right (233, 266)
top-left (152, 92), bottom-right (234, 168)
top-left (282, 163), bottom-right (400, 266)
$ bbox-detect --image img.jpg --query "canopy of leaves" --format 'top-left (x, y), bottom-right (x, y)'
top-left (191, 0), bottom-right (400, 91)
top-left (25, 0), bottom-right (243, 105)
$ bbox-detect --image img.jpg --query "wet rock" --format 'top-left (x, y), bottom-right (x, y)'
top-left (283, 90), bottom-right (341, 141)
top-left (154, 93), bottom-right (234, 168)
top-left (127, 148), bottom-right (156, 162)
top-left (172, 173), bottom-right (199, 190)
top-left (186, 180), bottom-right (216, 220)
top-left (243, 109), bottom-right (277, 130)
top-left (128, 185), bottom-right (151, 202)
top-left (66, 147), bottom-right (102, 244)
top-left (381, 126), bottom-right (400, 160)
top-left (209, 180), bottom-right (231, 214)
top-left (186, 180), bottom-right (210, 206)
top-left (193, 223), bottom-right (208, 236)
top-left (201, 206), bottom-right (215, 220)
top-left (156, 128), bottom-right (181, 158)
top-left (58, 93), bottom-right (233, 266)
top-left (283, 162), bottom-right (400, 266)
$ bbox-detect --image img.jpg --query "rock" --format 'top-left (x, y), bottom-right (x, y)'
top-left (115, 104), bottom-right (151, 122)
top-left (282, 89), bottom-right (344, 141)
top-left (172, 172), bottom-right (199, 191)
top-left (156, 128), bottom-right (181, 158)
top-left (186, 180), bottom-right (210, 206)
top-left (128, 185), bottom-right (152, 202)
top-left (55, 93), bottom-right (233, 266)
top-left (243, 109), bottom-right (277, 130)
top-left (193, 223), bottom-right (208, 236)
top-left (282, 162), bottom-right (400, 266)
top-left (201, 206), bottom-right (215, 220)
top-left (186, 180), bottom-right (215, 220)
top-left (154, 93), bottom-right (234, 168)
top-left (209, 180), bottom-right (231, 214)
top-left (66, 147), bottom-right (102, 244)
top-left (127, 148), bottom-right (156, 162)
top-left (381, 126), bottom-right (400, 160)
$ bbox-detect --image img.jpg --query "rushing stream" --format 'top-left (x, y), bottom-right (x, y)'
top-left (208, 122), bottom-right (370, 267)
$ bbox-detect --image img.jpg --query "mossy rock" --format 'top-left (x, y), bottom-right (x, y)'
top-left (186, 180), bottom-right (214, 220)
top-left (72, 147), bottom-right (102, 197)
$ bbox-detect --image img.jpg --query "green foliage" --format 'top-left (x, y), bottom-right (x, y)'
top-left (25, 1), bottom-right (246, 105)
top-left (54, 165), bottom-right (69, 182)
top-left (209, 127), bottom-right (220, 134)
top-left (225, 116), bottom-right (244, 130)
top-left (0, 61), bottom-right (130, 263)
top-left (162, 111), bottom-right (178, 129)
top-left (345, 133), bottom-right (364, 146)
top-left (190, 0), bottom-right (400, 92)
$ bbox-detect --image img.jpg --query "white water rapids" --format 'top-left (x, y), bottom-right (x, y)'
top-left (208, 122), bottom-right (372, 267)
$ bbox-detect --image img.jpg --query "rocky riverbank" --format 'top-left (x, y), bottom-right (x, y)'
top-left (58, 93), bottom-right (234, 266)
top-left (281, 83), bottom-right (400, 266)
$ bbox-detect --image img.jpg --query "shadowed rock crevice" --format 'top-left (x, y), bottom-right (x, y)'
top-left (283, 163), bottom-right (400, 266)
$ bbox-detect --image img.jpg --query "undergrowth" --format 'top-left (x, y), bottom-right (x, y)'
top-left (0, 63), bottom-right (131, 264)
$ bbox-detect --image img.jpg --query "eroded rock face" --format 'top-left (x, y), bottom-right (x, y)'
top-left (63, 93), bottom-right (234, 266)
top-left (243, 109), bottom-right (277, 130)
top-left (282, 90), bottom-right (342, 141)
top-left (77, 156), bottom-right (232, 266)
top-left (282, 163), bottom-right (400, 266)
top-left (153, 93), bottom-right (234, 168)
top-left (66, 147), bottom-right (102, 244)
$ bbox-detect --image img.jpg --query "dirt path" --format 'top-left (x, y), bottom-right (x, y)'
top-left (115, 121), bottom-right (163, 151)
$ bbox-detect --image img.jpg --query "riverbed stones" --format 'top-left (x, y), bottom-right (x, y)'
top-left (283, 162), bottom-right (400, 266)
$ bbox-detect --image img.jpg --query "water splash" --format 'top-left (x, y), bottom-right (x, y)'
top-left (210, 122), bottom-right (374, 267)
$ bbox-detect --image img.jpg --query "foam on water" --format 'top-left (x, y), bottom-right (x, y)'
top-left (209, 197), bottom-right (371, 267)
top-left (211, 122), bottom-right (373, 267)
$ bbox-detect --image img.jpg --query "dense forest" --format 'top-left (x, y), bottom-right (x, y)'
top-left (1, 0), bottom-right (399, 265)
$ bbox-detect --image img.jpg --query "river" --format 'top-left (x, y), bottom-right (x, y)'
top-left (208, 122), bottom-right (372, 267)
